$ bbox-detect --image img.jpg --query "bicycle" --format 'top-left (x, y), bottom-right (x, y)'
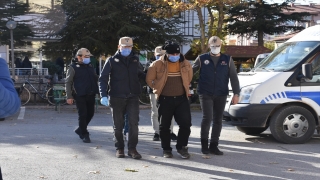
top-left (137, 78), bottom-right (151, 105)
top-left (18, 75), bottom-right (67, 106)
top-left (139, 85), bottom-right (151, 105)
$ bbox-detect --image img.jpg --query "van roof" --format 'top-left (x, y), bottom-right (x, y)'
top-left (287, 25), bottom-right (320, 42)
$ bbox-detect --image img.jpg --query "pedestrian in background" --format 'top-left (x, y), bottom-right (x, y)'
top-left (192, 36), bottom-right (240, 155)
top-left (14, 57), bottom-right (22, 75)
top-left (145, 46), bottom-right (177, 141)
top-left (65, 48), bottom-right (99, 143)
top-left (146, 41), bottom-right (193, 159)
top-left (22, 56), bottom-right (32, 75)
top-left (99, 37), bottom-right (145, 159)
top-left (55, 57), bottom-right (64, 81)
top-left (0, 57), bottom-right (20, 120)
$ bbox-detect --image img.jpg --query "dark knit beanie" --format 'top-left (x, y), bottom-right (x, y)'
top-left (162, 41), bottom-right (180, 54)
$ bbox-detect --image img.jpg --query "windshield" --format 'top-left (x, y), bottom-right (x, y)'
top-left (253, 41), bottom-right (320, 72)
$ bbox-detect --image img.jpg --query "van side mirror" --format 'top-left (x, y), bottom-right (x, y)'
top-left (302, 63), bottom-right (313, 80)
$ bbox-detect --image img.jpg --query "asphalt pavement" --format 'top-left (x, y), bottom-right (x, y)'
top-left (0, 104), bottom-right (320, 180)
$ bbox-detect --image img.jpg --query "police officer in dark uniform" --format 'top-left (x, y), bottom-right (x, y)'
top-left (192, 36), bottom-right (240, 155)
top-left (99, 37), bottom-right (145, 159)
top-left (65, 48), bottom-right (99, 143)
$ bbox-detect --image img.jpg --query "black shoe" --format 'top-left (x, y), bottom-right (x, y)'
top-left (201, 138), bottom-right (210, 154)
top-left (210, 147), bottom-right (223, 155)
top-left (128, 148), bottom-right (142, 159)
top-left (177, 146), bottom-right (190, 159)
top-left (170, 133), bottom-right (177, 141)
top-left (209, 143), bottom-right (223, 155)
top-left (163, 150), bottom-right (173, 158)
top-left (82, 134), bottom-right (91, 143)
top-left (74, 128), bottom-right (84, 139)
top-left (116, 149), bottom-right (125, 158)
top-left (153, 133), bottom-right (160, 141)
top-left (0, 118), bottom-right (5, 121)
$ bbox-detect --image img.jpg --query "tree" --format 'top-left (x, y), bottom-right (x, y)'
top-left (224, 0), bottom-right (310, 46)
top-left (148, 0), bottom-right (240, 53)
top-left (42, 0), bottom-right (184, 60)
top-left (0, 0), bottom-right (33, 47)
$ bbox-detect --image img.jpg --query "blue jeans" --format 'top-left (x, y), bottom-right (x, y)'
top-left (199, 94), bottom-right (227, 144)
top-left (110, 96), bottom-right (139, 150)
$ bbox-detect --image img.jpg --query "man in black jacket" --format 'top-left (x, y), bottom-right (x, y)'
top-left (99, 37), bottom-right (145, 159)
top-left (65, 48), bottom-right (99, 143)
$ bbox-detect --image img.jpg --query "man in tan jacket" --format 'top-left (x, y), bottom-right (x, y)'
top-left (146, 41), bottom-right (193, 159)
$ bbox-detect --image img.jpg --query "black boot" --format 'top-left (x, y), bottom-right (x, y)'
top-left (209, 142), bottom-right (223, 155)
top-left (201, 139), bottom-right (210, 154)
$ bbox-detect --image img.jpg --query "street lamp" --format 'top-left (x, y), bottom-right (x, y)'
top-left (6, 20), bottom-right (17, 78)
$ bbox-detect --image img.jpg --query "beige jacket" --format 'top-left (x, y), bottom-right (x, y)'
top-left (146, 54), bottom-right (193, 99)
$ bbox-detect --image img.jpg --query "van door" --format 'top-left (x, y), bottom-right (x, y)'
top-left (300, 52), bottom-right (320, 116)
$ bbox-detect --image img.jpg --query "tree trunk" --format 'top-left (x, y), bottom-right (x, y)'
top-left (207, 6), bottom-right (214, 38)
top-left (195, 6), bottom-right (207, 53)
top-left (258, 30), bottom-right (264, 46)
top-left (217, 1), bottom-right (224, 36)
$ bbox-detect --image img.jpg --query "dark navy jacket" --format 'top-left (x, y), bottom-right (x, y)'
top-left (197, 53), bottom-right (230, 96)
top-left (99, 51), bottom-right (146, 98)
top-left (70, 63), bottom-right (99, 96)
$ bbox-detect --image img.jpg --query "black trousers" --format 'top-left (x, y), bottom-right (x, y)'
top-left (158, 95), bottom-right (192, 151)
top-left (199, 94), bottom-right (227, 144)
top-left (75, 94), bottom-right (96, 135)
top-left (110, 96), bottom-right (139, 150)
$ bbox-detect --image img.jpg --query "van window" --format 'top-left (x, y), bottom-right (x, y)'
top-left (254, 53), bottom-right (270, 67)
top-left (254, 41), bottom-right (320, 72)
top-left (305, 53), bottom-right (320, 83)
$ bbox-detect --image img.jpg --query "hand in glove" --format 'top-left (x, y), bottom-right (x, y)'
top-left (100, 97), bottom-right (109, 106)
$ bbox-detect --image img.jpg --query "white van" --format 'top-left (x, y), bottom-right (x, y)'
top-left (224, 25), bottom-right (320, 144)
top-left (254, 53), bottom-right (270, 67)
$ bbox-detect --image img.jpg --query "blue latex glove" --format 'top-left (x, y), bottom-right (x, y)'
top-left (100, 97), bottom-right (109, 106)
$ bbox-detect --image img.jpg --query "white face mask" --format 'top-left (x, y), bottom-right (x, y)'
top-left (210, 46), bottom-right (221, 55)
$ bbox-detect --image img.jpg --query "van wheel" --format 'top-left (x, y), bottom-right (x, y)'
top-left (270, 106), bottom-right (315, 144)
top-left (236, 126), bottom-right (268, 135)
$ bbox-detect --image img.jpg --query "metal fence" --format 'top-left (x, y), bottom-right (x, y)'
top-left (9, 68), bottom-right (49, 76)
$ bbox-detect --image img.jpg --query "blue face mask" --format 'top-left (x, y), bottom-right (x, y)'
top-left (168, 55), bottom-right (180, 62)
top-left (155, 55), bottom-right (160, 60)
top-left (121, 48), bottom-right (131, 57)
top-left (83, 58), bottom-right (90, 64)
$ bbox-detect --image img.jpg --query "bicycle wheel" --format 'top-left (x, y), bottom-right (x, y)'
top-left (139, 93), bottom-right (150, 105)
top-left (19, 87), bottom-right (31, 106)
top-left (46, 87), bottom-right (67, 105)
